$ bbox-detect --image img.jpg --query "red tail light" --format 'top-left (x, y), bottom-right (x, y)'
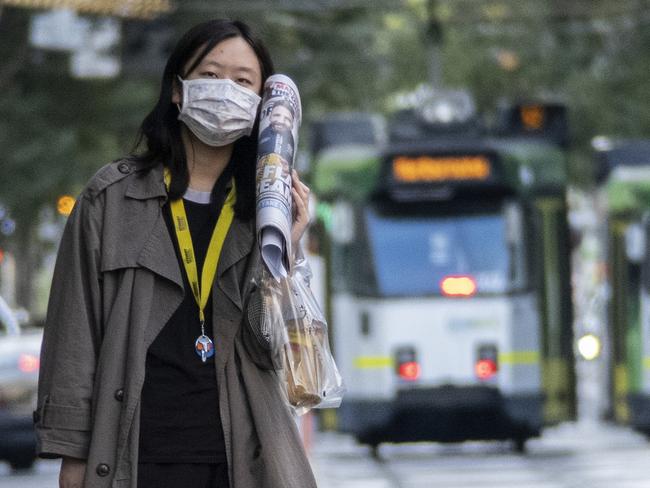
top-left (395, 346), bottom-right (420, 382)
top-left (475, 359), bottom-right (497, 380)
top-left (475, 344), bottom-right (498, 380)
top-left (398, 361), bottom-right (421, 381)
top-left (440, 275), bottom-right (477, 297)
top-left (18, 354), bottom-right (40, 373)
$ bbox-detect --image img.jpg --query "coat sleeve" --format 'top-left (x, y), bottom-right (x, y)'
top-left (239, 244), bottom-right (286, 371)
top-left (241, 280), bottom-right (284, 371)
top-left (34, 191), bottom-right (104, 460)
top-left (240, 245), bottom-right (312, 371)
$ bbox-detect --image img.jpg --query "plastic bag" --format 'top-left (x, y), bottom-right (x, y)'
top-left (259, 254), bottom-right (345, 415)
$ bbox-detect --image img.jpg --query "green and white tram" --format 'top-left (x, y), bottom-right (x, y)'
top-left (312, 105), bottom-right (576, 451)
top-left (598, 140), bottom-right (650, 436)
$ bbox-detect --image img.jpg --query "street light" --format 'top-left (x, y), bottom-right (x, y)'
top-left (496, 49), bottom-right (520, 72)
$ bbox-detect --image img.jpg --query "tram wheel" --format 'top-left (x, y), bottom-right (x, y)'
top-left (8, 455), bottom-right (35, 471)
top-left (512, 437), bottom-right (527, 454)
top-left (369, 444), bottom-right (382, 460)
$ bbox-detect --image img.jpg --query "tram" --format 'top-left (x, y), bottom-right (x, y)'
top-left (311, 100), bottom-right (576, 451)
top-left (597, 139), bottom-right (650, 437)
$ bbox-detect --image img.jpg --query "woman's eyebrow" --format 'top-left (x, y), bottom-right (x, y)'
top-left (202, 60), bottom-right (257, 74)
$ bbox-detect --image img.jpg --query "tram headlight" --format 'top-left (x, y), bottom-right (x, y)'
top-left (440, 275), bottom-right (477, 297)
top-left (577, 334), bottom-right (601, 361)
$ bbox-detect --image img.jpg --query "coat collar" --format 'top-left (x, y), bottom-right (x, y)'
top-left (123, 162), bottom-right (256, 308)
top-left (125, 163), bottom-right (168, 201)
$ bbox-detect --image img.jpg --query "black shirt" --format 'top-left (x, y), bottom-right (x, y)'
top-left (139, 171), bottom-right (232, 464)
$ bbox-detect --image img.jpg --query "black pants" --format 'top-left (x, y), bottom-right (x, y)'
top-left (138, 463), bottom-right (229, 488)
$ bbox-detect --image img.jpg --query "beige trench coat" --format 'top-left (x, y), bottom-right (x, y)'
top-left (34, 160), bottom-right (317, 488)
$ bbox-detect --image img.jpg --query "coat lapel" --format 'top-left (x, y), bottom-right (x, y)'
top-left (136, 211), bottom-right (183, 289)
top-left (125, 164), bottom-right (184, 290)
top-left (215, 216), bottom-right (255, 311)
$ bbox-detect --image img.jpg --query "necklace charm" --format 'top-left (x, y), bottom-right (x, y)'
top-left (195, 334), bottom-right (215, 362)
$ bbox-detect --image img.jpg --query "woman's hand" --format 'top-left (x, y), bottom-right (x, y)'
top-left (290, 169), bottom-right (311, 249)
top-left (60, 456), bottom-right (86, 488)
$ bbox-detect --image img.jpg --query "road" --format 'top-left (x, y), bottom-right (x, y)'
top-left (310, 422), bottom-right (650, 488)
top-left (1, 422), bottom-right (649, 487)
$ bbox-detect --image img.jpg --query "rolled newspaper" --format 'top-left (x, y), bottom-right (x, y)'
top-left (255, 74), bottom-right (302, 280)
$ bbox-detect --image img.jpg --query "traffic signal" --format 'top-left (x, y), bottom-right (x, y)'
top-left (57, 195), bottom-right (76, 216)
top-left (498, 102), bottom-right (569, 147)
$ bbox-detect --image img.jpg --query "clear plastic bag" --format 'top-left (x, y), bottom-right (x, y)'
top-left (259, 254), bottom-right (345, 415)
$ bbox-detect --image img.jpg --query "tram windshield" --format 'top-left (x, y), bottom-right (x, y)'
top-left (364, 205), bottom-right (525, 297)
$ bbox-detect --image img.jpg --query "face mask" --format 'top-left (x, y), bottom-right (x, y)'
top-left (177, 76), bottom-right (261, 147)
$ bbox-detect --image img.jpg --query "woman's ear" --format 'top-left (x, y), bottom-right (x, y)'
top-left (172, 78), bottom-right (182, 106)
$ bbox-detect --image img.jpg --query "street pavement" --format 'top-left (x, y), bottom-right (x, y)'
top-left (309, 422), bottom-right (650, 488)
top-left (3, 422), bottom-right (650, 487)
top-left (0, 459), bottom-right (59, 488)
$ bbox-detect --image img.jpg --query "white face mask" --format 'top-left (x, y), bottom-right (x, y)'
top-left (177, 76), bottom-right (261, 147)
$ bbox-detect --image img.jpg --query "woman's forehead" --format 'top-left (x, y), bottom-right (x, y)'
top-left (190, 37), bottom-right (261, 75)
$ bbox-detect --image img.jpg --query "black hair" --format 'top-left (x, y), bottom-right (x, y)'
top-left (271, 99), bottom-right (295, 119)
top-left (132, 19), bottom-right (275, 219)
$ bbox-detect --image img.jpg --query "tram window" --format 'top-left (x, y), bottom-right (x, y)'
top-left (331, 241), bottom-right (376, 295)
top-left (364, 205), bottom-right (526, 297)
top-left (330, 207), bottom-right (377, 295)
top-left (505, 202), bottom-right (527, 291)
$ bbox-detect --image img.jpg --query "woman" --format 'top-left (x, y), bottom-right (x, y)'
top-left (34, 19), bottom-right (317, 488)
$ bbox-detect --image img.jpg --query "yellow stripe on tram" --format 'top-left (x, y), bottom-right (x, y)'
top-left (499, 350), bottom-right (540, 365)
top-left (353, 356), bottom-right (394, 369)
top-left (643, 357), bottom-right (650, 370)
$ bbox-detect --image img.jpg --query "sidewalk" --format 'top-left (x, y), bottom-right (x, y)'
top-left (308, 431), bottom-right (393, 488)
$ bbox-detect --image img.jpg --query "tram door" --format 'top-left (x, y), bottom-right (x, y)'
top-left (532, 196), bottom-right (576, 424)
top-left (608, 218), bottom-right (643, 423)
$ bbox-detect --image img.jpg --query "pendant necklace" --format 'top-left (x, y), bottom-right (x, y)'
top-left (165, 169), bottom-right (236, 362)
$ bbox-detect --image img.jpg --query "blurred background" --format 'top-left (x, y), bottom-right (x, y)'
top-left (1, 1), bottom-right (650, 487)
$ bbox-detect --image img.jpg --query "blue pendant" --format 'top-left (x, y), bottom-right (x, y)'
top-left (195, 335), bottom-right (215, 362)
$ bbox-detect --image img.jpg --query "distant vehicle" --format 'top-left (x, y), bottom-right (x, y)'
top-left (597, 139), bottom-right (650, 437)
top-left (0, 295), bottom-right (19, 335)
top-left (0, 295), bottom-right (42, 470)
top-left (311, 99), bottom-right (576, 453)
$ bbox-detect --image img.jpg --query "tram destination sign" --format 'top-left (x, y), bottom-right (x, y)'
top-left (391, 154), bottom-right (493, 184)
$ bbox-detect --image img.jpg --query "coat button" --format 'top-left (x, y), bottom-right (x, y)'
top-left (117, 162), bottom-right (131, 174)
top-left (114, 389), bottom-right (124, 402)
top-left (96, 464), bottom-right (110, 477)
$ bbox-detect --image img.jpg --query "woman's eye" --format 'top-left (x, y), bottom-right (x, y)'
top-left (201, 72), bottom-right (218, 78)
top-left (237, 78), bottom-right (252, 85)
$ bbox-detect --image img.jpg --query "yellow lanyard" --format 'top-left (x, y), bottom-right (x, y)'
top-left (164, 170), bottom-right (236, 326)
